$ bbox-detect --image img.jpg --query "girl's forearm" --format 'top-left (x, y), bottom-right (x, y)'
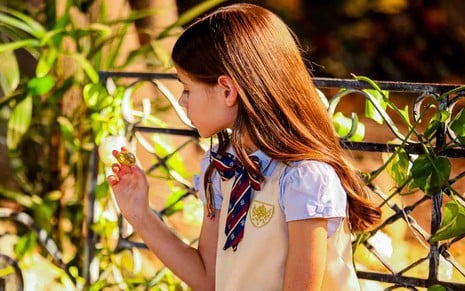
top-left (128, 208), bottom-right (215, 291)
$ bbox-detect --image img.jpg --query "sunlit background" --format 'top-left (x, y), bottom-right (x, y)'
top-left (1, 0), bottom-right (464, 290)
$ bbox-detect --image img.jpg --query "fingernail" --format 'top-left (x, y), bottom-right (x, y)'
top-left (112, 164), bottom-right (120, 173)
top-left (108, 176), bottom-right (118, 185)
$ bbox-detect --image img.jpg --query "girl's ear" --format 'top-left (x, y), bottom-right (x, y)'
top-left (217, 75), bottom-right (238, 107)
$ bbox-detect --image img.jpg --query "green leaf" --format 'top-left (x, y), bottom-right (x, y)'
top-left (57, 116), bottom-right (75, 143)
top-left (163, 188), bottom-right (186, 216)
top-left (33, 202), bottom-right (57, 231)
top-left (0, 39), bottom-right (41, 53)
top-left (36, 47), bottom-right (58, 77)
top-left (103, 23), bottom-right (131, 69)
top-left (7, 95), bottom-right (32, 150)
top-left (87, 23), bottom-right (112, 37)
top-left (430, 200), bottom-right (465, 242)
top-left (450, 108), bottom-right (465, 144)
top-left (364, 88), bottom-right (389, 124)
top-left (27, 75), bottom-right (56, 95)
top-left (95, 181), bottom-right (110, 200)
top-left (385, 148), bottom-right (411, 187)
top-left (0, 8), bottom-right (46, 38)
top-left (83, 83), bottom-right (110, 110)
top-left (0, 185), bottom-right (33, 208)
top-left (150, 40), bottom-right (172, 69)
top-left (69, 53), bottom-right (99, 83)
top-left (152, 134), bottom-right (187, 176)
top-left (332, 112), bottom-right (365, 141)
top-left (398, 105), bottom-right (411, 126)
top-left (427, 285), bottom-right (447, 291)
top-left (14, 231), bottom-right (37, 259)
top-left (411, 154), bottom-right (451, 195)
top-left (424, 110), bottom-right (449, 138)
top-left (0, 50), bottom-right (20, 95)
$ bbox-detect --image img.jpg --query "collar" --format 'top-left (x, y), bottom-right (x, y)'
top-left (224, 146), bottom-right (273, 175)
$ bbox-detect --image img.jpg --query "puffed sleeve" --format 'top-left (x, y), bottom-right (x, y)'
top-left (280, 160), bottom-right (347, 222)
top-left (197, 150), bottom-right (223, 209)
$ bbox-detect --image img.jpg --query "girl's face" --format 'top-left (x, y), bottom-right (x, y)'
top-left (177, 68), bottom-right (238, 138)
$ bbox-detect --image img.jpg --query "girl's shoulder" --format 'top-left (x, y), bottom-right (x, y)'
top-left (282, 159), bottom-right (339, 182)
top-left (278, 159), bottom-right (347, 223)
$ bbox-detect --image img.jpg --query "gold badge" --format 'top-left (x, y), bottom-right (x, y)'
top-left (250, 200), bottom-right (274, 228)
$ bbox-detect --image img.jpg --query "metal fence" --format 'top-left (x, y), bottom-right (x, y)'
top-left (94, 71), bottom-right (465, 290)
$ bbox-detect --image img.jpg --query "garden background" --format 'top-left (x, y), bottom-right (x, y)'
top-left (1, 0), bottom-right (465, 290)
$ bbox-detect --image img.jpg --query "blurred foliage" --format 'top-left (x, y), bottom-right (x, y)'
top-left (179, 0), bottom-right (465, 82)
top-left (0, 0), bottom-right (464, 290)
top-left (298, 0), bottom-right (465, 82)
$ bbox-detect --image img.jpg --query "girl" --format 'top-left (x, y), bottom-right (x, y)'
top-left (108, 3), bottom-right (382, 290)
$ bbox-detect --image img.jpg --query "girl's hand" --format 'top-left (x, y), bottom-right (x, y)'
top-left (107, 147), bottom-right (150, 225)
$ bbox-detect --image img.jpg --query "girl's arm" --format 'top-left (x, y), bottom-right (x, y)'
top-left (283, 218), bottom-right (328, 291)
top-left (109, 163), bottom-right (219, 291)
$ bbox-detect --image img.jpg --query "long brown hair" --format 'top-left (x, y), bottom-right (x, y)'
top-left (172, 3), bottom-right (381, 232)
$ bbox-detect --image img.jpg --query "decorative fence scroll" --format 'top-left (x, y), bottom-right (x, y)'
top-left (94, 71), bottom-right (465, 290)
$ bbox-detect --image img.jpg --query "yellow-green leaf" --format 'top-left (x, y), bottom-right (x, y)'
top-left (7, 95), bottom-right (33, 150)
top-left (450, 108), bottom-right (465, 144)
top-left (69, 53), bottom-right (99, 83)
top-left (0, 39), bottom-right (40, 53)
top-left (36, 47), bottom-right (58, 77)
top-left (364, 88), bottom-right (389, 124)
top-left (0, 51), bottom-right (20, 95)
top-left (430, 200), bottom-right (465, 242)
top-left (27, 75), bottom-right (56, 95)
top-left (332, 112), bottom-right (365, 141)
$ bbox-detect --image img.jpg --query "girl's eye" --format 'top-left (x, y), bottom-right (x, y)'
top-left (182, 90), bottom-right (190, 97)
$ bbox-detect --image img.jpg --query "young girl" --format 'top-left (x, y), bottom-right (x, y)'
top-left (108, 3), bottom-right (381, 290)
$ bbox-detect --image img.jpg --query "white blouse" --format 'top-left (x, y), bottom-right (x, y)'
top-left (195, 148), bottom-right (348, 236)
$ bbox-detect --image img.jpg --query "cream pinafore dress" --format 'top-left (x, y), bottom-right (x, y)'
top-left (214, 162), bottom-right (361, 291)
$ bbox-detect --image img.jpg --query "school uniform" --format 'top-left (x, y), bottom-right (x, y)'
top-left (197, 149), bottom-right (361, 291)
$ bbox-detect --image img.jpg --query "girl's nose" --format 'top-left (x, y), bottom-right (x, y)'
top-left (178, 93), bottom-right (187, 107)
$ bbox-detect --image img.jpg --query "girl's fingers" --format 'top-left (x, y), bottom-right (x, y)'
top-left (109, 149), bottom-right (137, 186)
top-left (108, 175), bottom-right (119, 185)
top-left (108, 166), bottom-right (134, 185)
top-left (120, 164), bottom-right (133, 175)
top-left (111, 162), bottom-right (134, 178)
top-left (112, 163), bottom-right (121, 173)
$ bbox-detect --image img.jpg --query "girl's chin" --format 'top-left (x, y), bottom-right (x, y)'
top-left (196, 126), bottom-right (230, 138)
top-left (198, 132), bottom-right (214, 138)
top-left (196, 129), bottom-right (220, 139)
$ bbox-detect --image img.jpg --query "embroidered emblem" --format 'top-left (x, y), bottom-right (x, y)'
top-left (249, 200), bottom-right (274, 228)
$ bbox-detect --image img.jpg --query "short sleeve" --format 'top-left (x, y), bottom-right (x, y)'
top-left (197, 150), bottom-right (223, 209)
top-left (280, 160), bottom-right (347, 222)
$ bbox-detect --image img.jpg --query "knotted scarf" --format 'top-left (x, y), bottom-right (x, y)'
top-left (211, 151), bottom-right (261, 251)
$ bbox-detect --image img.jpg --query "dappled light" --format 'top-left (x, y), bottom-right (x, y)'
top-left (1, 0), bottom-right (465, 290)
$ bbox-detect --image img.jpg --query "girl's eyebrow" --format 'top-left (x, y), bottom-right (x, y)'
top-left (177, 77), bottom-right (185, 84)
